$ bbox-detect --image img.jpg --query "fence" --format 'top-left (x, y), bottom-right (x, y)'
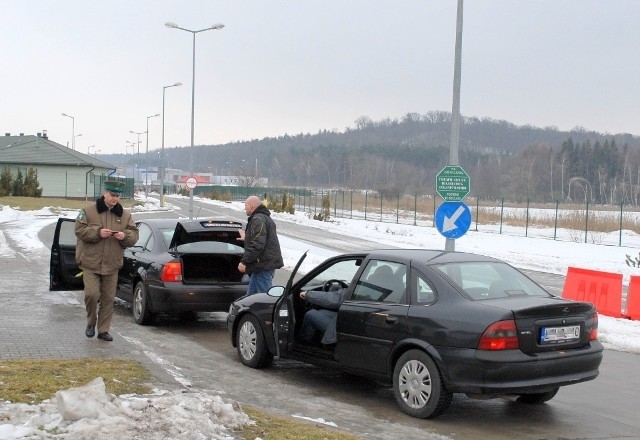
top-left (193, 185), bottom-right (640, 248)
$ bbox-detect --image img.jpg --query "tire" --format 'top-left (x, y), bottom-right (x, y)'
top-left (516, 387), bottom-right (559, 404)
top-left (236, 314), bottom-right (273, 369)
top-left (133, 281), bottom-right (154, 325)
top-left (393, 349), bottom-right (453, 419)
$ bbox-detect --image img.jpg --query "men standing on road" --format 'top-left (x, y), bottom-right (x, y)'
top-left (75, 181), bottom-right (139, 342)
top-left (237, 195), bottom-right (283, 295)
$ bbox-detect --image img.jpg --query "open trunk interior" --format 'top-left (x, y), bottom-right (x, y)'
top-left (181, 253), bottom-right (244, 283)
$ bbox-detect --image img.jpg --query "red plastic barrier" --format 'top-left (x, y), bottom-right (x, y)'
top-left (562, 267), bottom-right (624, 318)
top-left (625, 276), bottom-right (640, 320)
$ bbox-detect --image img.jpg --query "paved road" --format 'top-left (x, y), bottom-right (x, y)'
top-left (3, 198), bottom-right (639, 440)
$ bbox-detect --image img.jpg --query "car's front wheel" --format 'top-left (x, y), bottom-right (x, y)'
top-left (393, 349), bottom-right (452, 419)
top-left (516, 387), bottom-right (559, 404)
top-left (236, 314), bottom-right (273, 368)
top-left (133, 281), bottom-right (154, 325)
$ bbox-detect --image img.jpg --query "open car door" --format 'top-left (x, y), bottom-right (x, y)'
top-left (49, 218), bottom-right (83, 291)
top-left (272, 250), bottom-right (308, 358)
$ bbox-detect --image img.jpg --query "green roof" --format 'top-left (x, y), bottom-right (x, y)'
top-left (0, 135), bottom-right (115, 169)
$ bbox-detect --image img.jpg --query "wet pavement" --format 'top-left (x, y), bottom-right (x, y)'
top-left (0, 216), bottom-right (176, 387)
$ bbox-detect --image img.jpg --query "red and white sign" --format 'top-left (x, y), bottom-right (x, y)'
top-left (185, 177), bottom-right (198, 189)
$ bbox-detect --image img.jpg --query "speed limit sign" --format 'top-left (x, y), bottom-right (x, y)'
top-left (185, 177), bottom-right (198, 189)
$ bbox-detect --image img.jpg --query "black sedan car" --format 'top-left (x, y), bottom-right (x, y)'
top-left (227, 249), bottom-right (603, 419)
top-left (50, 217), bottom-right (249, 324)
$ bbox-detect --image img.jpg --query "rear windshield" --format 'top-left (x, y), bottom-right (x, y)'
top-left (433, 261), bottom-right (550, 300)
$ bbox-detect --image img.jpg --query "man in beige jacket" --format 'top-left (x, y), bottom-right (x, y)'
top-left (75, 181), bottom-right (139, 341)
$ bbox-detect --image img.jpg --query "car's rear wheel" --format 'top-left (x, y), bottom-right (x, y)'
top-left (237, 314), bottom-right (273, 368)
top-left (393, 349), bottom-right (452, 419)
top-left (516, 387), bottom-right (559, 404)
top-left (133, 281), bottom-right (154, 325)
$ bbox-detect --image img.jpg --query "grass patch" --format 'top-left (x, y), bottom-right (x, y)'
top-left (233, 406), bottom-right (362, 440)
top-left (0, 359), bottom-right (153, 404)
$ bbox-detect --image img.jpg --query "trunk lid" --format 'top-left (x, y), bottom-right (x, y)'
top-left (485, 296), bottom-right (598, 353)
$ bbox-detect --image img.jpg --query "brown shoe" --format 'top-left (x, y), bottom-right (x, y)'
top-left (97, 332), bottom-right (113, 341)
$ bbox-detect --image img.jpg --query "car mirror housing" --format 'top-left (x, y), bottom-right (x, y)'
top-left (267, 286), bottom-right (284, 297)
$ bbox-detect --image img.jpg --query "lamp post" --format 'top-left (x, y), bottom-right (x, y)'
top-left (61, 113), bottom-right (75, 150)
top-left (74, 133), bottom-right (83, 151)
top-left (130, 130), bottom-right (146, 185)
top-left (125, 142), bottom-right (135, 179)
top-left (145, 113), bottom-right (160, 196)
top-left (160, 82), bottom-right (182, 207)
top-left (165, 21), bottom-right (224, 219)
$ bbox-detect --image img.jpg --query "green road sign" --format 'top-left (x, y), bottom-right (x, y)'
top-left (436, 165), bottom-right (470, 201)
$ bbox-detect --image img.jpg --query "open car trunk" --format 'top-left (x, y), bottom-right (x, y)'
top-left (169, 219), bottom-right (246, 285)
top-left (181, 253), bottom-right (245, 284)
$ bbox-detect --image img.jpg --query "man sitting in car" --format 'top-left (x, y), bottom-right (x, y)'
top-left (298, 286), bottom-right (348, 346)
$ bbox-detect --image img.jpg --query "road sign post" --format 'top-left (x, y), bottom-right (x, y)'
top-left (436, 165), bottom-right (470, 202)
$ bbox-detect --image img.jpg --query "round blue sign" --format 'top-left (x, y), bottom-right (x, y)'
top-left (435, 202), bottom-right (472, 239)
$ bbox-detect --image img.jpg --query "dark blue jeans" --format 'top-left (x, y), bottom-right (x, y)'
top-left (300, 309), bottom-right (336, 343)
top-left (247, 269), bottom-right (275, 295)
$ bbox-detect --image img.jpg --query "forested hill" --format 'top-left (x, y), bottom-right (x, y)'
top-left (107, 111), bottom-right (640, 205)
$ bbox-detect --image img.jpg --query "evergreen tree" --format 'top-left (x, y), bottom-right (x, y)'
top-left (0, 168), bottom-right (12, 196)
top-left (12, 169), bottom-right (25, 196)
top-left (23, 167), bottom-right (43, 197)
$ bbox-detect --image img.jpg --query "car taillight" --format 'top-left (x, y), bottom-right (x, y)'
top-left (589, 312), bottom-right (598, 341)
top-left (161, 261), bottom-right (183, 282)
top-left (478, 320), bottom-right (519, 350)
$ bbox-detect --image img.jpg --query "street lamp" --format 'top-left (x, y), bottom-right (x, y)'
top-left (165, 21), bottom-right (224, 219)
top-left (145, 113), bottom-right (160, 196)
top-left (74, 133), bottom-right (83, 151)
top-left (160, 82), bottom-right (182, 207)
top-left (125, 141), bottom-right (135, 179)
top-left (61, 113), bottom-right (75, 150)
top-left (130, 130), bottom-right (146, 184)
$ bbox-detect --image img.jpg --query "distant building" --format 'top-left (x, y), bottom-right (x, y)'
top-left (0, 132), bottom-right (124, 199)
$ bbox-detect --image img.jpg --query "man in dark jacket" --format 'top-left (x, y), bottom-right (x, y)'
top-left (237, 195), bottom-right (284, 295)
top-left (75, 181), bottom-right (139, 342)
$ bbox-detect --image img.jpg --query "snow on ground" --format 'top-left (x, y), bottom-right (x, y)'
top-left (1, 194), bottom-right (639, 439)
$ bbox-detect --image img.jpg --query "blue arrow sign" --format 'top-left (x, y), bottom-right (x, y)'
top-left (435, 201), bottom-right (472, 239)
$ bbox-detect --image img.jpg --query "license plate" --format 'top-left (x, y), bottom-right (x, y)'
top-left (540, 325), bottom-right (580, 344)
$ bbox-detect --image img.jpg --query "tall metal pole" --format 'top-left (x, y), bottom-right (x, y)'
top-left (445, 0), bottom-right (464, 252)
top-left (145, 113), bottom-right (160, 197)
top-left (165, 22), bottom-right (224, 220)
top-left (189, 31), bottom-right (196, 219)
top-left (61, 113), bottom-right (75, 150)
top-left (160, 82), bottom-right (182, 207)
top-left (130, 130), bottom-right (146, 186)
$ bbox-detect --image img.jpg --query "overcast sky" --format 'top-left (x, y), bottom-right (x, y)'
top-left (2, 1), bottom-right (639, 155)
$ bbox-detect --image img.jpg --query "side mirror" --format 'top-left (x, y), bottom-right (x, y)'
top-left (267, 286), bottom-right (284, 297)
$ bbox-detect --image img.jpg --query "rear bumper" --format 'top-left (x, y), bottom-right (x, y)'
top-left (438, 341), bottom-right (604, 395)
top-left (148, 283), bottom-right (247, 313)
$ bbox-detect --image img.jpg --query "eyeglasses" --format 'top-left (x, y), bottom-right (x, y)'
top-left (107, 191), bottom-right (121, 198)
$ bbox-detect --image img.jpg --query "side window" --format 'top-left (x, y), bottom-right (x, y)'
top-left (134, 223), bottom-right (153, 250)
top-left (352, 260), bottom-right (407, 303)
top-left (300, 258), bottom-right (362, 292)
top-left (415, 272), bottom-right (436, 305)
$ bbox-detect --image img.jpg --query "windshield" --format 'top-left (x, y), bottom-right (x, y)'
top-left (433, 261), bottom-right (550, 300)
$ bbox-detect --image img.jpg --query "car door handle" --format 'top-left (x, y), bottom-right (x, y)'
top-left (385, 316), bottom-right (398, 324)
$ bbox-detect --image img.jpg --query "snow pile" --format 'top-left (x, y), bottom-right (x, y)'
top-left (0, 378), bottom-right (252, 439)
